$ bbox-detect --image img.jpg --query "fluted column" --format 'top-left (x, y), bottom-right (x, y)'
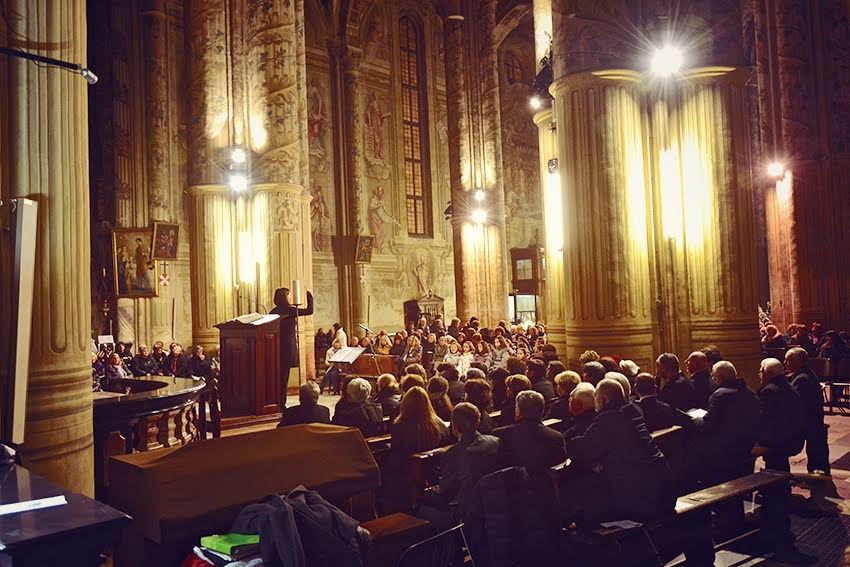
top-left (443, 5), bottom-right (508, 326)
top-left (2, 0), bottom-right (94, 494)
top-left (649, 68), bottom-right (761, 380)
top-left (551, 71), bottom-right (655, 370)
top-left (533, 109), bottom-right (566, 355)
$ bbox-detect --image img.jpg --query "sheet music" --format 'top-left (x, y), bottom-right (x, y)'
top-left (329, 347), bottom-right (366, 364)
top-left (234, 313), bottom-right (280, 325)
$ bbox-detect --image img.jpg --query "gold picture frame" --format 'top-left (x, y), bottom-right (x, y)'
top-left (152, 222), bottom-right (180, 260)
top-left (112, 227), bottom-right (158, 298)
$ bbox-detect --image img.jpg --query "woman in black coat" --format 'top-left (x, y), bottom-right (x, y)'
top-left (270, 287), bottom-right (314, 410)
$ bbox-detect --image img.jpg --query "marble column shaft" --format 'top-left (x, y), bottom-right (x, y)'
top-left (3, 0), bottom-right (94, 495)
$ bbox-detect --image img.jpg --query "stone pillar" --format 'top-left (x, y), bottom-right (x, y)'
top-left (551, 71), bottom-right (655, 370)
top-left (443, 4), bottom-right (508, 326)
top-left (649, 68), bottom-right (761, 380)
top-left (532, 0), bottom-right (552, 73)
top-left (2, 0), bottom-right (94, 494)
top-left (533, 109), bottom-right (566, 355)
top-left (337, 47), bottom-right (367, 334)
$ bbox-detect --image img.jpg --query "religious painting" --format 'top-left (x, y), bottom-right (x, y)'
top-left (309, 181), bottom-right (331, 252)
top-left (363, 7), bottom-right (390, 61)
top-left (152, 222), bottom-right (180, 260)
top-left (113, 228), bottom-right (158, 298)
top-left (364, 93), bottom-right (390, 165)
top-left (307, 78), bottom-right (328, 157)
top-left (355, 235), bottom-right (374, 263)
top-left (367, 185), bottom-right (401, 252)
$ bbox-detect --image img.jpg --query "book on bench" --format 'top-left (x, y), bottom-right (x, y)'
top-left (199, 533), bottom-right (259, 560)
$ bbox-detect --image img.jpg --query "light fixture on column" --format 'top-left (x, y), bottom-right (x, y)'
top-left (474, 189), bottom-right (486, 202)
top-left (471, 209), bottom-right (487, 224)
top-left (229, 173), bottom-right (248, 193)
top-left (767, 161), bottom-right (786, 178)
top-left (231, 147), bottom-right (247, 165)
top-left (529, 95), bottom-right (543, 110)
top-left (651, 45), bottom-right (683, 77)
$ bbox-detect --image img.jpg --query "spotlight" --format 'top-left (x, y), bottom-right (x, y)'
top-left (767, 161), bottom-right (785, 178)
top-left (474, 189), bottom-right (485, 202)
top-left (471, 209), bottom-right (487, 224)
top-left (231, 147), bottom-right (247, 164)
top-left (529, 95), bottom-right (542, 110)
top-left (229, 173), bottom-right (248, 192)
top-left (80, 68), bottom-right (98, 85)
top-left (651, 45), bottom-right (683, 77)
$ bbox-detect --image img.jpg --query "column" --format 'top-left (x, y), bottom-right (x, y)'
top-left (551, 71), bottom-right (655, 370)
top-left (534, 109), bottom-right (566, 355)
top-left (443, 4), bottom-right (508, 326)
top-left (3, 0), bottom-right (94, 494)
top-left (650, 68), bottom-right (761, 380)
top-left (336, 47), bottom-right (367, 334)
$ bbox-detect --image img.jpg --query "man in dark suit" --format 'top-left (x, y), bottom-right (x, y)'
top-left (634, 373), bottom-right (693, 433)
top-left (162, 342), bottom-right (190, 377)
top-left (785, 347), bottom-right (830, 474)
top-left (278, 381), bottom-right (330, 427)
top-left (562, 383), bottom-right (596, 441)
top-left (754, 358), bottom-right (805, 556)
top-left (566, 378), bottom-right (674, 525)
top-left (130, 344), bottom-right (160, 376)
top-left (656, 353), bottom-right (698, 412)
top-left (332, 378), bottom-right (383, 437)
top-left (493, 390), bottom-right (565, 471)
top-left (527, 358), bottom-right (555, 401)
top-left (437, 403), bottom-right (502, 513)
top-left (685, 351), bottom-right (714, 410)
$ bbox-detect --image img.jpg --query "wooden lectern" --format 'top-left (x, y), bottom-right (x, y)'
top-left (215, 313), bottom-right (281, 419)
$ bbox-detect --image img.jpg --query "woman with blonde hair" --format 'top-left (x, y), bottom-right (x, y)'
top-left (403, 335), bottom-right (423, 365)
top-left (375, 334), bottom-right (393, 355)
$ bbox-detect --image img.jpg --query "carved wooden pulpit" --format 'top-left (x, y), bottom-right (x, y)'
top-left (215, 313), bottom-right (281, 418)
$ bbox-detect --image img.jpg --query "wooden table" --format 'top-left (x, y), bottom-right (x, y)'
top-left (0, 465), bottom-right (130, 566)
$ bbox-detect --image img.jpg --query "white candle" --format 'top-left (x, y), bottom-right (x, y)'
top-left (292, 279), bottom-right (304, 306)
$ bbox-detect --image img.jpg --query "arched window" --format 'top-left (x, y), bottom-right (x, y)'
top-left (504, 51), bottom-right (523, 84)
top-left (399, 17), bottom-right (432, 237)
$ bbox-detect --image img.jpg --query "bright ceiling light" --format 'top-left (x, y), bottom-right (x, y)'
top-left (529, 95), bottom-right (542, 110)
top-left (767, 161), bottom-right (785, 178)
top-left (474, 189), bottom-right (485, 202)
top-left (651, 45), bottom-right (683, 77)
top-left (471, 209), bottom-right (487, 224)
top-left (231, 147), bottom-right (247, 164)
top-left (229, 173), bottom-right (248, 193)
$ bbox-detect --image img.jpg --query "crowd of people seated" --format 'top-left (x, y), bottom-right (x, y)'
top-left (91, 339), bottom-right (220, 392)
top-left (761, 318), bottom-right (850, 366)
top-left (290, 314), bottom-right (833, 561)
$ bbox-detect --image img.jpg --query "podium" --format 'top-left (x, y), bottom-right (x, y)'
top-left (215, 313), bottom-right (281, 419)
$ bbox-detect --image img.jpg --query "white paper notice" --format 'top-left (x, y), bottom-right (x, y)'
top-left (0, 495), bottom-right (67, 516)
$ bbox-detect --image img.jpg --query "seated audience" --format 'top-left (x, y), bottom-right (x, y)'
top-left (151, 341), bottom-right (166, 366)
top-left (762, 324), bottom-right (789, 350)
top-left (494, 390), bottom-right (565, 471)
top-left (456, 341), bottom-right (474, 376)
top-left (465, 367), bottom-right (486, 382)
top-left (546, 370), bottom-right (581, 421)
top-left (278, 381), bottom-right (330, 427)
top-left (162, 343), bottom-right (190, 377)
top-left (656, 352), bottom-right (697, 411)
top-left (443, 341), bottom-right (462, 369)
top-left (488, 336), bottom-right (512, 370)
top-left (130, 344), bottom-right (160, 376)
top-left (685, 351), bottom-right (713, 410)
top-left (404, 363), bottom-right (428, 380)
top-left (818, 330), bottom-right (848, 366)
top-left (332, 377), bottom-right (384, 437)
top-left (566, 379), bottom-right (674, 525)
top-left (375, 333), bottom-right (393, 355)
top-left (427, 376), bottom-right (454, 422)
top-left (390, 386), bottom-right (449, 454)
top-left (189, 345), bottom-right (212, 379)
top-left (116, 342), bottom-right (133, 367)
top-left (105, 352), bottom-right (130, 382)
top-left (473, 340), bottom-right (491, 366)
top-left (581, 361), bottom-right (606, 386)
top-left (464, 378), bottom-right (495, 434)
top-left (598, 356), bottom-right (619, 373)
top-left (527, 358), bottom-right (555, 401)
top-left (489, 367), bottom-right (510, 409)
top-left (403, 335), bottom-right (423, 366)
top-left (619, 359), bottom-right (640, 385)
top-left (633, 373), bottom-right (692, 433)
top-left (434, 335), bottom-right (449, 364)
top-left (375, 373), bottom-right (402, 420)
top-left (700, 345), bottom-right (723, 367)
top-left (389, 333), bottom-right (406, 356)
top-left (320, 338), bottom-right (342, 394)
top-left (605, 371), bottom-right (633, 400)
top-left (546, 360), bottom-right (566, 384)
top-left (497, 374), bottom-right (531, 427)
top-left (579, 350), bottom-right (600, 364)
top-left (785, 347), bottom-right (830, 474)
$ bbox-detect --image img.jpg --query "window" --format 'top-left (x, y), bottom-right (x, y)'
top-left (399, 17), bottom-right (432, 237)
top-left (504, 51), bottom-right (523, 84)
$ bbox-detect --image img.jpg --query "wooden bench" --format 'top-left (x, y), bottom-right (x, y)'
top-left (362, 512), bottom-right (430, 567)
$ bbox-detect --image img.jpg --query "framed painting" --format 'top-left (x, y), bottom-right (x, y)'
top-left (112, 227), bottom-right (158, 298)
top-left (152, 222), bottom-right (180, 260)
top-left (355, 235), bottom-right (374, 263)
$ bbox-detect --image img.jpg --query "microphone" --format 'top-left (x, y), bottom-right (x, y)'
top-left (238, 295), bottom-right (267, 314)
top-left (358, 323), bottom-right (373, 335)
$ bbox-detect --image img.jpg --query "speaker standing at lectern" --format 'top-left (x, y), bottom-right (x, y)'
top-left (270, 287), bottom-right (314, 410)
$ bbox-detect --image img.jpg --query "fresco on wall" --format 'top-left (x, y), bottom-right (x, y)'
top-left (368, 185), bottom-right (401, 251)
